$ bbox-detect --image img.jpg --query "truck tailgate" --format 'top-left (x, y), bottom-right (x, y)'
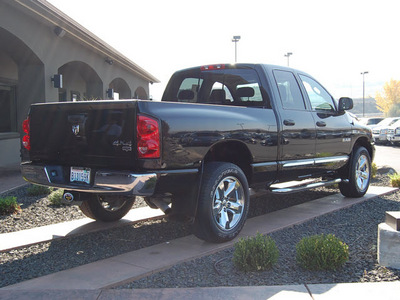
top-left (28, 100), bottom-right (137, 168)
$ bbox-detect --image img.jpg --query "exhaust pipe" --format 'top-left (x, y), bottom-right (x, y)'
top-left (62, 191), bottom-right (75, 204)
top-left (150, 198), bottom-right (172, 215)
top-left (62, 191), bottom-right (85, 205)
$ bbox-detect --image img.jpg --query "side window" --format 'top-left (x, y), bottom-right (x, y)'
top-left (299, 75), bottom-right (335, 112)
top-left (273, 70), bottom-right (306, 110)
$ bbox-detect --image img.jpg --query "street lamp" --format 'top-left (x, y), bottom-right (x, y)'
top-left (361, 71), bottom-right (369, 117)
top-left (284, 52), bottom-right (293, 66)
top-left (232, 36), bottom-right (241, 63)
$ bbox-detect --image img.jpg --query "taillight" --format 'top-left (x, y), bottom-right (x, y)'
top-left (200, 64), bottom-right (226, 71)
top-left (22, 118), bottom-right (31, 151)
top-left (137, 115), bottom-right (160, 158)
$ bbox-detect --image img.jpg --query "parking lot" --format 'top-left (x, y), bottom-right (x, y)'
top-left (374, 145), bottom-right (400, 173)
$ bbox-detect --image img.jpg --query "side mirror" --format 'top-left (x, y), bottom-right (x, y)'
top-left (338, 97), bottom-right (353, 112)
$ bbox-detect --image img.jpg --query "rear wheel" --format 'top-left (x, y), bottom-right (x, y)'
top-left (79, 194), bottom-right (135, 222)
top-left (193, 162), bottom-right (250, 243)
top-left (339, 146), bottom-right (371, 197)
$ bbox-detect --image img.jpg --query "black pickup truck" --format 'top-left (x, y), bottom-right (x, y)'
top-left (21, 63), bottom-right (374, 242)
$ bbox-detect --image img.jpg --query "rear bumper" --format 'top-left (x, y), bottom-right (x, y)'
top-left (21, 163), bottom-right (157, 196)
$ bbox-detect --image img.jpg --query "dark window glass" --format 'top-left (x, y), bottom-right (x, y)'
top-left (299, 75), bottom-right (335, 112)
top-left (273, 70), bottom-right (306, 110)
top-left (162, 67), bottom-right (266, 107)
top-left (0, 84), bottom-right (17, 133)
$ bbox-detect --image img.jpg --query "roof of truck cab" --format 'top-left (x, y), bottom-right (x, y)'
top-left (176, 63), bottom-right (309, 75)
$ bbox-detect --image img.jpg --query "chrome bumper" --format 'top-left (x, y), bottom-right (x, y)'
top-left (388, 135), bottom-right (400, 142)
top-left (21, 163), bottom-right (157, 196)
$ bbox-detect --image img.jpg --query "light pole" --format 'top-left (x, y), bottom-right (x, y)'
top-left (284, 52), bottom-right (293, 66)
top-left (232, 36), bottom-right (241, 63)
top-left (361, 71), bottom-right (369, 117)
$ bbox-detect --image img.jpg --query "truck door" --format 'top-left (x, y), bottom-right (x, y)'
top-left (298, 74), bottom-right (352, 172)
top-left (273, 70), bottom-right (316, 180)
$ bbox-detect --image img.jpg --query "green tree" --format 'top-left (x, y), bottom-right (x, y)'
top-left (375, 79), bottom-right (400, 116)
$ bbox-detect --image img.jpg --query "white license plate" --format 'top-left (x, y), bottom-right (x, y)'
top-left (70, 167), bottom-right (91, 184)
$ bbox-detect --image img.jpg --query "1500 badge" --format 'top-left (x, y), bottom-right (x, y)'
top-left (113, 140), bottom-right (132, 152)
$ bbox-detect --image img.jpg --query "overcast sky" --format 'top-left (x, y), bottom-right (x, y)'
top-left (47, 0), bottom-right (400, 100)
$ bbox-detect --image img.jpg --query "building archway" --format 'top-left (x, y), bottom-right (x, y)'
top-left (0, 27), bottom-right (44, 134)
top-left (134, 86), bottom-right (148, 100)
top-left (109, 77), bottom-right (131, 99)
top-left (58, 61), bottom-right (103, 101)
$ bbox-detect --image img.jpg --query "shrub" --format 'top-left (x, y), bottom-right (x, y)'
top-left (27, 184), bottom-right (52, 196)
top-left (0, 196), bottom-right (21, 215)
top-left (233, 232), bottom-right (279, 272)
top-left (389, 173), bottom-right (400, 188)
top-left (48, 189), bottom-right (64, 206)
top-left (371, 162), bottom-right (378, 179)
top-left (296, 234), bottom-right (349, 270)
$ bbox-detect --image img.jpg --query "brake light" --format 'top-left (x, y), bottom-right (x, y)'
top-left (22, 118), bottom-right (31, 151)
top-left (137, 115), bottom-right (160, 158)
top-left (200, 64), bottom-right (226, 71)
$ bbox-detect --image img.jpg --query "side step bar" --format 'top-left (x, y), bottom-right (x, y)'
top-left (269, 178), bottom-right (345, 194)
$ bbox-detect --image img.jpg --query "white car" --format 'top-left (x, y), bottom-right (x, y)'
top-left (372, 117), bottom-right (400, 144)
top-left (387, 119), bottom-right (400, 145)
top-left (359, 117), bottom-right (384, 127)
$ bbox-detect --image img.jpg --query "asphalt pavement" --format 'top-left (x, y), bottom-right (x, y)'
top-left (374, 145), bottom-right (400, 173)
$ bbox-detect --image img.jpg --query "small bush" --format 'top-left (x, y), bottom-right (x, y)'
top-left (48, 189), bottom-right (64, 206)
top-left (389, 173), bottom-right (400, 187)
top-left (371, 163), bottom-right (378, 179)
top-left (0, 196), bottom-right (21, 215)
top-left (233, 232), bottom-right (279, 272)
top-left (296, 234), bottom-right (349, 270)
top-left (27, 184), bottom-right (52, 196)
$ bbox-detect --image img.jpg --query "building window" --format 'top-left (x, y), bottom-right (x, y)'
top-left (0, 84), bottom-right (17, 133)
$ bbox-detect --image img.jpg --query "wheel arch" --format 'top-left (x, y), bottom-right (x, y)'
top-left (353, 136), bottom-right (375, 162)
top-left (168, 140), bottom-right (254, 221)
top-left (339, 137), bottom-right (374, 180)
top-left (203, 140), bottom-right (254, 184)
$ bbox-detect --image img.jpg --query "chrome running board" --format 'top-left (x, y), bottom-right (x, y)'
top-left (269, 178), bottom-right (345, 194)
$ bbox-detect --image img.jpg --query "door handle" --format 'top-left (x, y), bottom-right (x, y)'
top-left (283, 119), bottom-right (295, 126)
top-left (316, 121), bottom-right (326, 127)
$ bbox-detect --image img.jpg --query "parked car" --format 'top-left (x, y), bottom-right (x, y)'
top-left (372, 117), bottom-right (400, 144)
top-left (359, 117), bottom-right (384, 127)
top-left (387, 119), bottom-right (400, 145)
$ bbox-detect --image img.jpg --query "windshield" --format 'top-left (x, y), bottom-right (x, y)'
top-left (378, 118), bottom-right (400, 127)
top-left (390, 119), bottom-right (400, 127)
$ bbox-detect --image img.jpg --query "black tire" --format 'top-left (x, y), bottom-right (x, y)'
top-left (79, 194), bottom-right (135, 222)
top-left (193, 162), bottom-right (250, 243)
top-left (339, 146), bottom-right (371, 198)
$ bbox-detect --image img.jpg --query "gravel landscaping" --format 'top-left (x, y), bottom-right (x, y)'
top-left (1, 173), bottom-right (400, 289)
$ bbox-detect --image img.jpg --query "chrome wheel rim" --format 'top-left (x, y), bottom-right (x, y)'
top-left (212, 176), bottom-right (245, 231)
top-left (97, 196), bottom-right (127, 212)
top-left (356, 154), bottom-right (370, 192)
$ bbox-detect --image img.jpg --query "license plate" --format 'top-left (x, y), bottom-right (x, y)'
top-left (70, 167), bottom-right (91, 184)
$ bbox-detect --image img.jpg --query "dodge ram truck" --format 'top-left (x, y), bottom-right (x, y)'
top-left (21, 63), bottom-right (374, 242)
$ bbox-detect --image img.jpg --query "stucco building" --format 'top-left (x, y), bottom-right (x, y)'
top-left (0, 0), bottom-right (159, 171)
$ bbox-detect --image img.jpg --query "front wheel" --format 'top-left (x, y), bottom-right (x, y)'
top-left (79, 194), bottom-right (135, 222)
top-left (339, 146), bottom-right (371, 198)
top-left (193, 162), bottom-right (250, 243)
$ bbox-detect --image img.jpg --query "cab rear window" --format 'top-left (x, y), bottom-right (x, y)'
top-left (162, 67), bottom-right (267, 107)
